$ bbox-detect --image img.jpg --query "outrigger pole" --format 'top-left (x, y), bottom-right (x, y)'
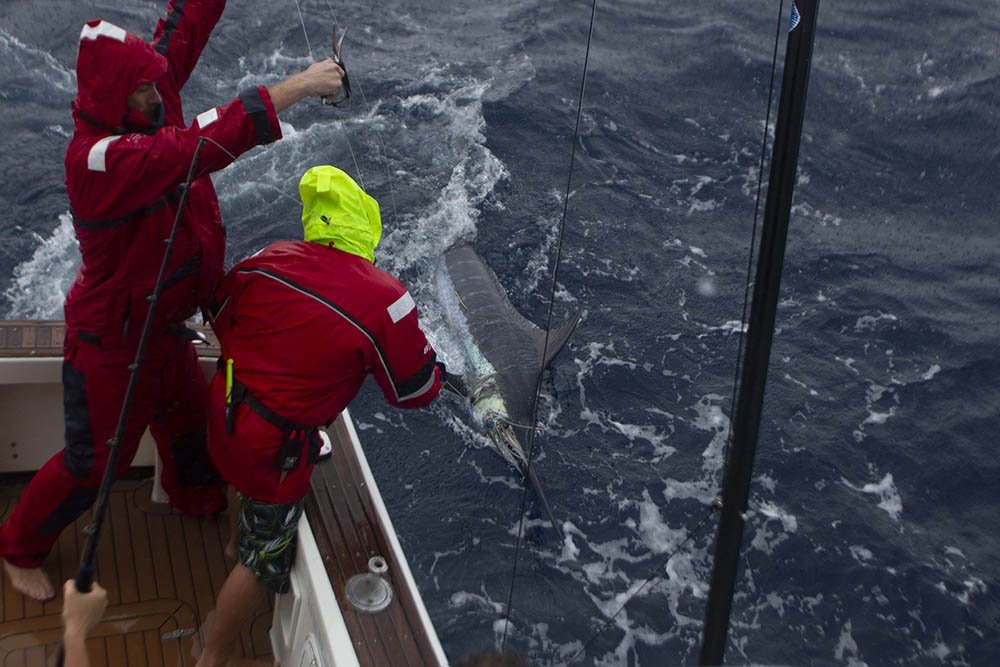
top-left (699, 2), bottom-right (820, 664)
top-left (55, 138), bottom-right (208, 666)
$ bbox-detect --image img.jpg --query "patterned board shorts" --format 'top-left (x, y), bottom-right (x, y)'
top-left (237, 493), bottom-right (305, 593)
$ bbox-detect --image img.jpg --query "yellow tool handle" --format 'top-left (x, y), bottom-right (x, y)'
top-left (225, 358), bottom-right (234, 405)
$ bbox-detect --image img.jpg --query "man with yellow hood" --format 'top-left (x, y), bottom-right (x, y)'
top-left (198, 166), bottom-right (446, 667)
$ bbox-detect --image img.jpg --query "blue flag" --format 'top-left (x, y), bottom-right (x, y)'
top-left (789, 2), bottom-right (801, 32)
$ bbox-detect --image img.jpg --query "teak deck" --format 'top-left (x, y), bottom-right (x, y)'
top-left (0, 476), bottom-right (271, 666)
top-left (0, 321), bottom-right (441, 666)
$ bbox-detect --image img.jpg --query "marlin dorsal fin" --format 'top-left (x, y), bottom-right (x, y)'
top-left (531, 309), bottom-right (583, 370)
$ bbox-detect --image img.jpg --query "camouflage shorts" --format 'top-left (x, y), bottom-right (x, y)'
top-left (237, 494), bottom-right (305, 593)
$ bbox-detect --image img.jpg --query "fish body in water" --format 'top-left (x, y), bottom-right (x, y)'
top-left (437, 242), bottom-right (582, 536)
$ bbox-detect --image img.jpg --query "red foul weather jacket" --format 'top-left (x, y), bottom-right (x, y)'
top-left (64, 0), bottom-right (282, 340)
top-left (207, 241), bottom-right (443, 503)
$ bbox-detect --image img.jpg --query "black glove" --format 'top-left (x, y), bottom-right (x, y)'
top-left (436, 362), bottom-right (469, 399)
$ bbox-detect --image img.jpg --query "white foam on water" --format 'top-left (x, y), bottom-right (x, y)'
top-left (4, 213), bottom-right (79, 319)
top-left (0, 29), bottom-right (75, 96)
top-left (943, 545), bottom-right (965, 559)
top-left (690, 394), bottom-right (730, 474)
top-left (791, 201), bottom-right (843, 227)
top-left (853, 380), bottom-right (900, 442)
top-left (699, 320), bottom-right (746, 336)
top-left (834, 619), bottom-right (868, 667)
top-left (749, 502), bottom-right (798, 555)
top-left (378, 79), bottom-right (508, 278)
top-left (450, 587), bottom-right (504, 615)
top-left (843, 473), bottom-right (903, 522)
top-left (569, 340), bottom-right (677, 461)
top-left (783, 372), bottom-right (821, 397)
top-left (921, 364), bottom-right (941, 380)
top-left (850, 545), bottom-right (874, 564)
top-left (854, 311), bottom-right (898, 331)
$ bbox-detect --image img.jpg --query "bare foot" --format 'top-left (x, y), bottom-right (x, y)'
top-left (2, 559), bottom-right (55, 601)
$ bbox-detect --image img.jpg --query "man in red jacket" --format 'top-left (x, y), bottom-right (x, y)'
top-left (196, 165), bottom-right (446, 667)
top-left (0, 1), bottom-right (344, 601)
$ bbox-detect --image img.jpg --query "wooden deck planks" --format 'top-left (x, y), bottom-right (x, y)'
top-left (305, 415), bottom-right (442, 667)
top-left (335, 419), bottom-right (430, 667)
top-left (0, 478), bottom-right (272, 666)
top-left (0, 321), bottom-right (65, 358)
top-left (0, 321), bottom-right (217, 358)
top-left (1, 321), bottom-right (442, 666)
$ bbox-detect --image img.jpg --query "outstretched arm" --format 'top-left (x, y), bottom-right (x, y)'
top-left (152, 0), bottom-right (227, 91)
top-left (268, 59), bottom-right (345, 113)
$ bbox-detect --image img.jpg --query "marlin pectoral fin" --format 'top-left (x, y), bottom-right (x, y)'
top-left (533, 308), bottom-right (584, 370)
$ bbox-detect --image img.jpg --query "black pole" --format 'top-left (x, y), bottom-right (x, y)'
top-left (699, 2), bottom-right (819, 664)
top-left (54, 138), bottom-right (207, 667)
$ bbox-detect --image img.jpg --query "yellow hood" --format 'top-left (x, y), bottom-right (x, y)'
top-left (299, 166), bottom-right (381, 263)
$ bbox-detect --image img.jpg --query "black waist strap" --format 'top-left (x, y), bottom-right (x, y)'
top-left (227, 376), bottom-right (321, 470)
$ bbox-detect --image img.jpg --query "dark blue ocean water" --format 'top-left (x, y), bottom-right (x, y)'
top-left (2, 1), bottom-right (998, 665)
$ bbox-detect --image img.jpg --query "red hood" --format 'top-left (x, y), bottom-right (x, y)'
top-left (72, 19), bottom-right (167, 132)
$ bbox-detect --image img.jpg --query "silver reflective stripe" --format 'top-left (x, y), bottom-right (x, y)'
top-left (87, 136), bottom-right (120, 173)
top-left (398, 370), bottom-right (436, 403)
top-left (196, 108), bottom-right (219, 128)
top-left (387, 291), bottom-right (415, 324)
top-left (80, 21), bottom-right (126, 43)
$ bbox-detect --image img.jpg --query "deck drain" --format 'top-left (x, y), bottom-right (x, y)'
top-left (345, 555), bottom-right (393, 613)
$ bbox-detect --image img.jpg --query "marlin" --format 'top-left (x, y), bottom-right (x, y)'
top-left (437, 242), bottom-right (582, 537)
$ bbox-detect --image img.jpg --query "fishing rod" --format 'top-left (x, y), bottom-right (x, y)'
top-left (699, 1), bottom-right (820, 663)
top-left (54, 138), bottom-right (207, 667)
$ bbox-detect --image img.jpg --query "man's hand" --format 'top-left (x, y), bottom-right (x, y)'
top-left (437, 363), bottom-right (469, 399)
top-left (62, 579), bottom-right (108, 639)
top-left (269, 60), bottom-right (345, 113)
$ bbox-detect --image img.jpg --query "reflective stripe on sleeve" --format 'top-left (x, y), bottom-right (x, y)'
top-left (196, 108), bottom-right (219, 128)
top-left (80, 21), bottom-right (126, 43)
top-left (87, 136), bottom-right (121, 173)
top-left (395, 357), bottom-right (438, 403)
top-left (387, 291), bottom-right (415, 324)
top-left (238, 87), bottom-right (277, 145)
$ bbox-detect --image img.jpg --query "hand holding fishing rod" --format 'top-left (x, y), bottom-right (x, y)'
top-left (61, 580), bottom-right (108, 667)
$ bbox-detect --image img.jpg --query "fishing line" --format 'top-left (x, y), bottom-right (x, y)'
top-left (290, 0), bottom-right (365, 190)
top-left (500, 0), bottom-right (599, 652)
top-left (719, 0), bottom-right (787, 484)
top-left (492, 415), bottom-right (542, 432)
top-left (507, 0), bottom-right (790, 659)
top-left (291, 0), bottom-right (403, 228)
top-left (560, 5), bottom-right (792, 661)
top-left (292, 0), bottom-right (313, 60)
top-left (319, 0), bottom-right (401, 227)
top-left (201, 135), bottom-right (360, 244)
